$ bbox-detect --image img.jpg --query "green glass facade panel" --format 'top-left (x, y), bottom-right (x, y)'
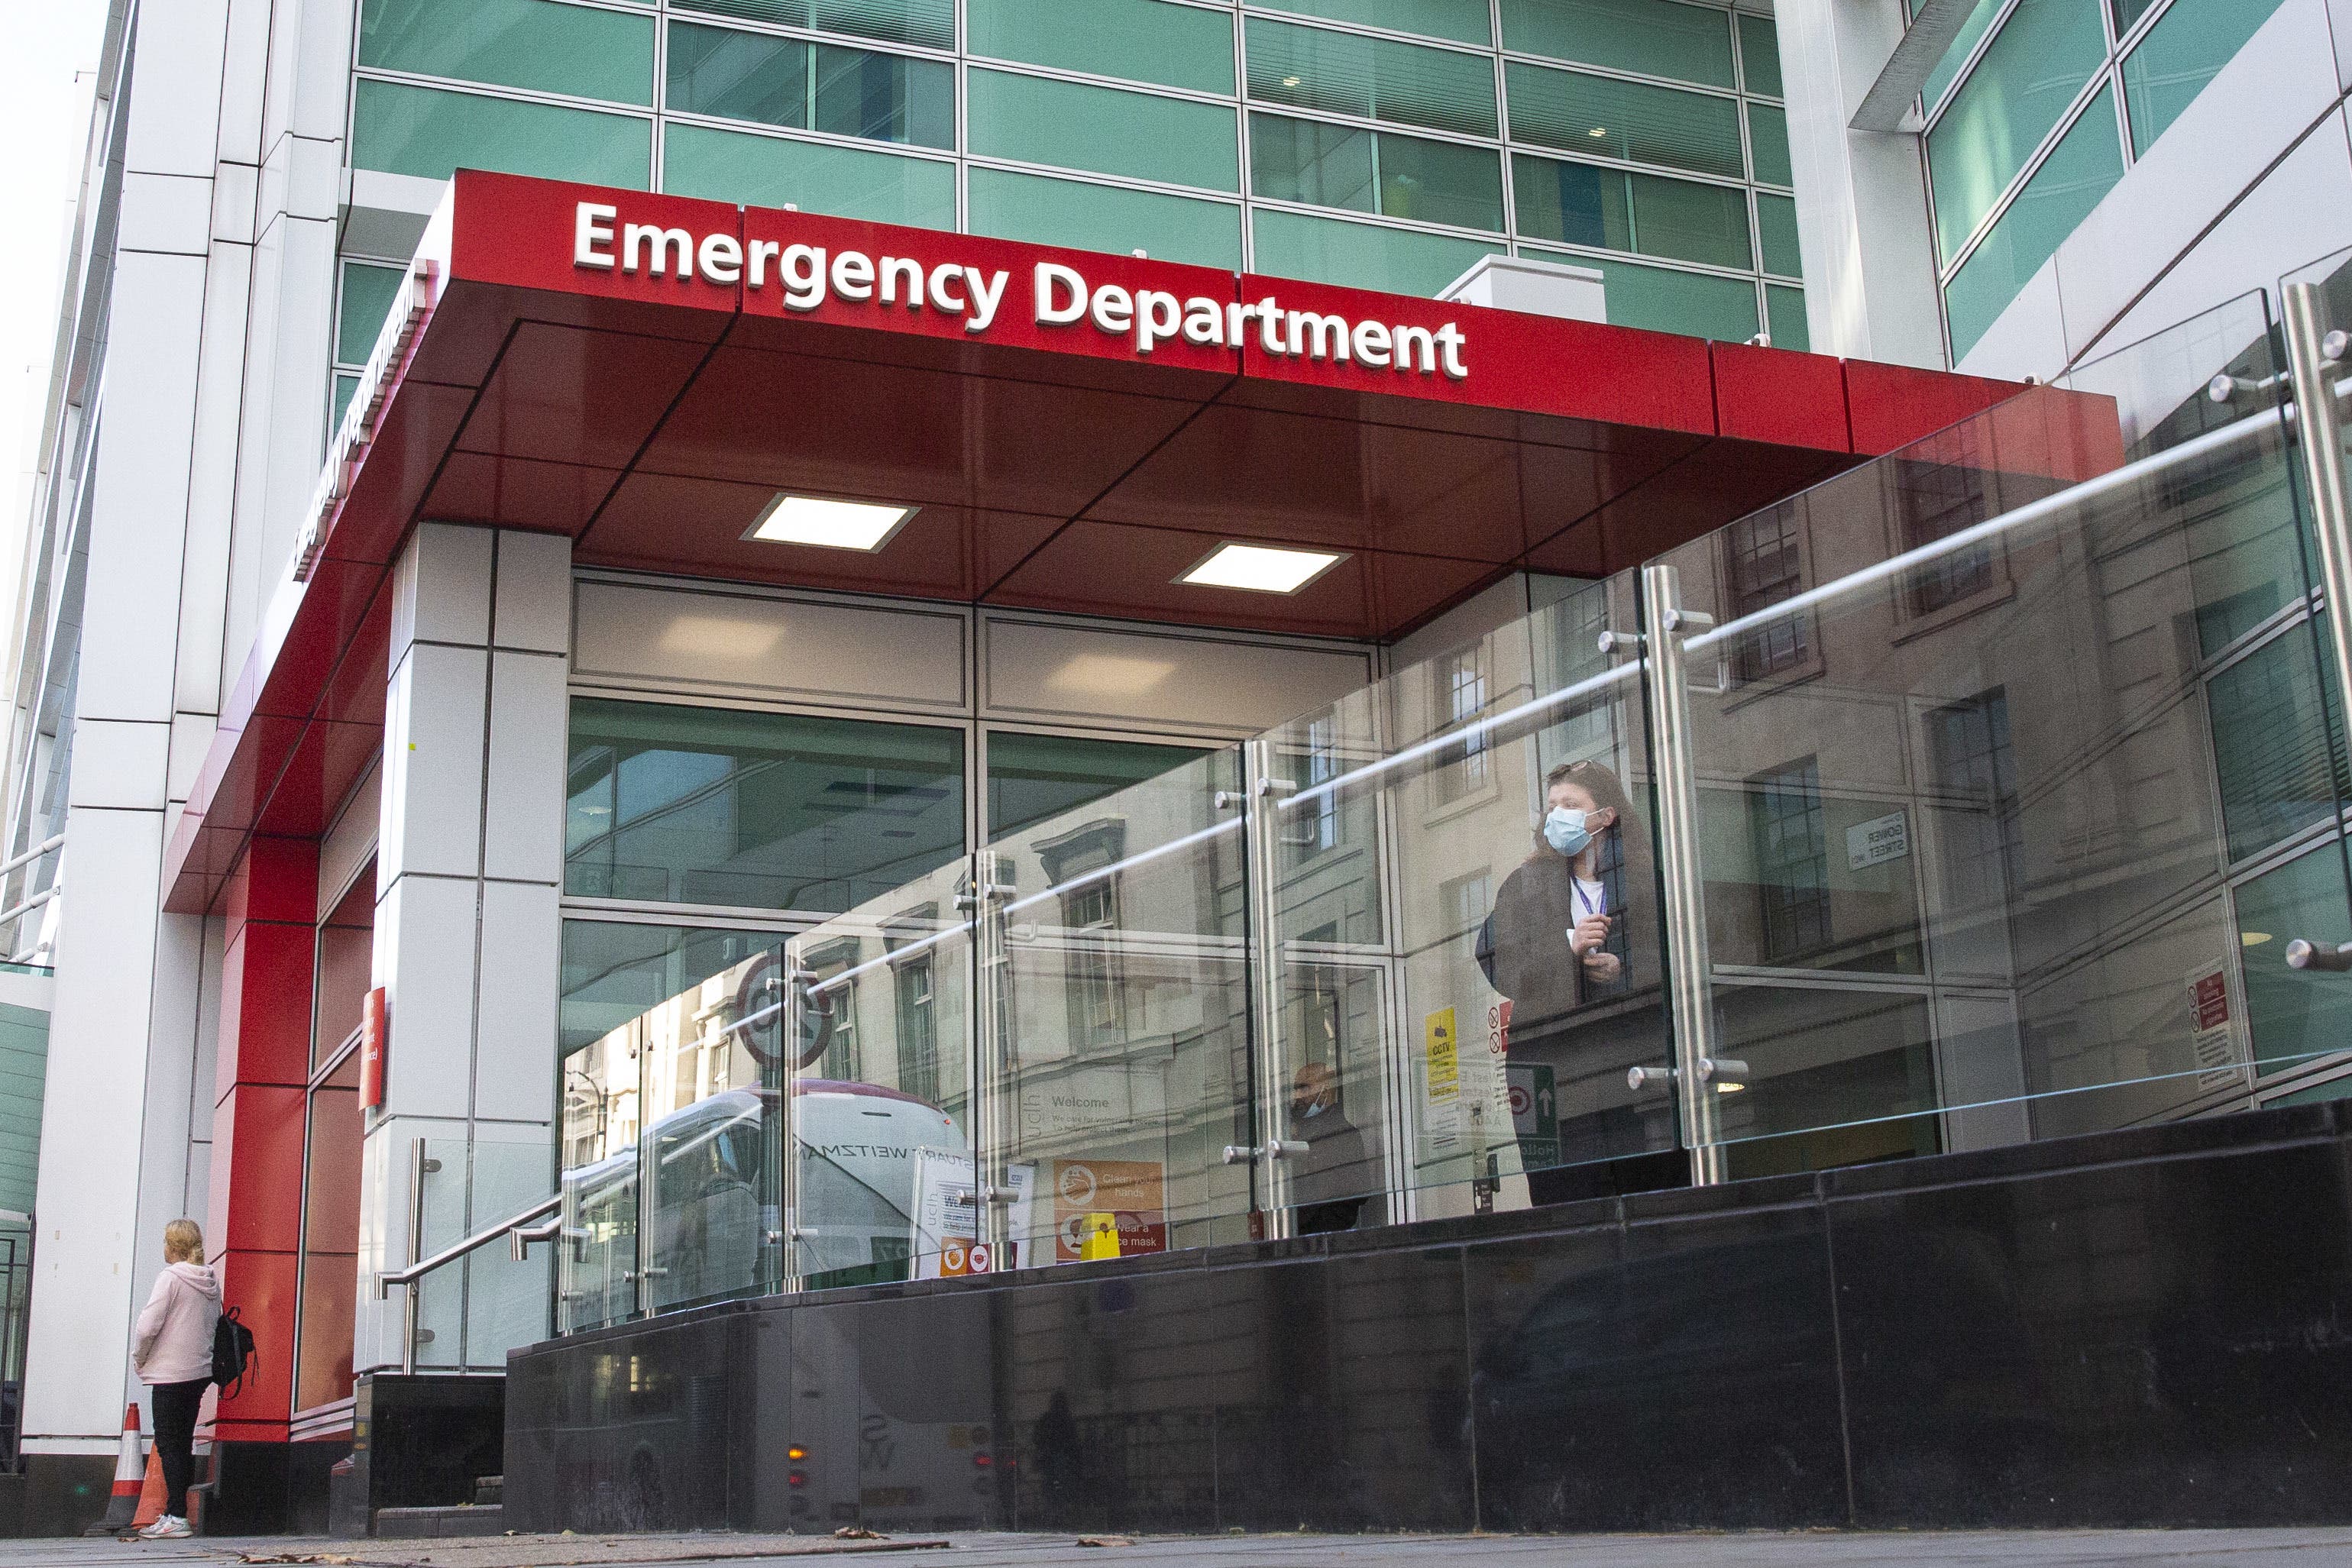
top-left (1926, 0), bottom-right (2108, 265)
top-left (332, 373), bottom-right (361, 435)
top-left (1923, 0), bottom-right (2003, 113)
top-left (1505, 61), bottom-right (1744, 180)
top-left (0, 1004), bottom-right (46, 1219)
top-left (2121, 0), bottom-right (2288, 157)
top-left (1255, 113), bottom-right (1500, 228)
top-left (1250, 0), bottom-right (1491, 47)
top-left (565, 697), bottom-right (965, 913)
top-left (671, 0), bottom-right (954, 50)
top-left (2235, 845), bottom-right (2352, 1072)
top-left (360, 0), bottom-right (655, 105)
top-left (967, 0), bottom-right (1234, 94)
top-left (1374, 129), bottom-right (1505, 230)
top-left (1943, 86), bottom-right (2123, 359)
top-left (2206, 625), bottom-right (2352, 865)
top-left (1246, 17), bottom-right (1500, 137)
top-left (560, 921), bottom-right (781, 1056)
top-left (1737, 12), bottom-right (1783, 98)
top-left (667, 22), bottom-right (810, 130)
top-left (968, 167), bottom-right (1244, 269)
top-left (988, 733), bottom-right (1215, 839)
top-left (812, 44), bottom-right (954, 147)
top-left (1499, 0), bottom-right (1736, 89)
top-left (1746, 101), bottom-right (1791, 187)
top-left (1254, 113), bottom-right (1377, 212)
top-left (1511, 154), bottom-right (1746, 267)
top-left (663, 123), bottom-right (954, 225)
top-left (1566, 249), bottom-right (1759, 340)
top-left (1765, 283), bottom-right (1808, 351)
top-left (1756, 190), bottom-right (1800, 277)
top-left (2111, 0), bottom-right (2160, 30)
top-left (336, 260), bottom-right (405, 365)
top-left (969, 68), bottom-right (1238, 191)
top-left (1252, 207), bottom-right (1498, 292)
top-left (1628, 170), bottom-right (1750, 268)
top-left (1513, 152), bottom-right (1630, 250)
top-left (351, 79), bottom-right (651, 187)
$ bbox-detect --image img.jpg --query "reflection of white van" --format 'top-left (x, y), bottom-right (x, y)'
top-left (559, 1081), bottom-right (968, 1319)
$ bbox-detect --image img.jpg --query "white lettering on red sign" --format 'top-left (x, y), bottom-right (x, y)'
top-left (570, 201), bottom-right (1469, 380)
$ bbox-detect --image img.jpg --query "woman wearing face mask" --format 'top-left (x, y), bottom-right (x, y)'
top-left (1478, 759), bottom-right (1662, 1203)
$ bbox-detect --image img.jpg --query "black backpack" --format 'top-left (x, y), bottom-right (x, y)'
top-left (212, 1306), bottom-right (257, 1396)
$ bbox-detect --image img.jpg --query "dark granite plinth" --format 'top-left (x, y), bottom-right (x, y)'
top-left (508, 1103), bottom-right (2352, 1534)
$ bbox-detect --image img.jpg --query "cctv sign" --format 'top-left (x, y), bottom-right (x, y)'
top-left (569, 199), bottom-right (1470, 381)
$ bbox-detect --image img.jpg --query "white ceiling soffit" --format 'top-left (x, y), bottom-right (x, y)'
top-left (1853, 0), bottom-right (1984, 134)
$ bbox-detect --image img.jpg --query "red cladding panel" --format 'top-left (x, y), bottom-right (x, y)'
top-left (1845, 358), bottom-right (2024, 455)
top-left (447, 171), bottom-right (742, 315)
top-left (737, 205), bottom-right (1241, 377)
top-left (209, 1085), bottom-right (309, 1254)
top-left (221, 838), bottom-right (319, 936)
top-left (215, 920), bottom-right (319, 1098)
top-left (1710, 341), bottom-right (1852, 453)
top-left (210, 1246), bottom-right (299, 1439)
top-left (1235, 274), bottom-right (1716, 435)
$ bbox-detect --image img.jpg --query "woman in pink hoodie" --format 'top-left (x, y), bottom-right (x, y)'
top-left (130, 1218), bottom-right (220, 1539)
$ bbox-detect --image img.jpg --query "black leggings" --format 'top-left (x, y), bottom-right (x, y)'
top-left (150, 1379), bottom-right (208, 1520)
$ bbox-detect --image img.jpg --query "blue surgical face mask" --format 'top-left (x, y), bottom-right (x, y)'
top-left (1543, 807), bottom-right (1592, 857)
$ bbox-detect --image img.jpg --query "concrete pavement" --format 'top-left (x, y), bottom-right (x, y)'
top-left (4, 1530), bottom-right (2352, 1568)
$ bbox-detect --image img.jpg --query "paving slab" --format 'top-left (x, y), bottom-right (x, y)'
top-left (2, 1530), bottom-right (2351, 1568)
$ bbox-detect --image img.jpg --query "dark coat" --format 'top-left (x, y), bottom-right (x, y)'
top-left (1476, 846), bottom-right (1632, 1043)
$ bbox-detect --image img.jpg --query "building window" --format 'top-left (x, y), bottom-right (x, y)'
top-left (887, 914), bottom-right (940, 1105)
top-left (1302, 715), bottom-right (1341, 854)
top-left (1432, 644), bottom-right (1491, 803)
top-left (1750, 756), bottom-right (1830, 960)
top-left (1895, 448), bottom-right (1997, 618)
top-left (804, 936), bottom-right (865, 1081)
top-left (1724, 506), bottom-right (1810, 681)
top-left (1037, 821), bottom-right (1128, 1052)
top-left (1927, 689), bottom-right (2020, 910)
top-left (1441, 867), bottom-right (1490, 947)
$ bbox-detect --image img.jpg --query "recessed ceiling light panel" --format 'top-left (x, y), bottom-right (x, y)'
top-left (745, 494), bottom-right (917, 551)
top-left (1178, 542), bottom-right (1345, 594)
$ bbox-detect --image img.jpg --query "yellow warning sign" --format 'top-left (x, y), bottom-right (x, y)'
top-left (1425, 1007), bottom-right (1459, 1098)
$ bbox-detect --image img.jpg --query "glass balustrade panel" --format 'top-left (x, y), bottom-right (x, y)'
top-left (1650, 290), bottom-right (2343, 1172)
top-left (988, 747), bottom-right (1254, 1266)
top-left (1260, 577), bottom-right (1677, 1226)
top-left (784, 856), bottom-right (979, 1288)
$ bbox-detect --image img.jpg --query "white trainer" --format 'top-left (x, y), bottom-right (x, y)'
top-left (137, 1515), bottom-right (192, 1539)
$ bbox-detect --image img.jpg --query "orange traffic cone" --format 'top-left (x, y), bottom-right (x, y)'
top-left (130, 1446), bottom-right (166, 1528)
top-left (83, 1403), bottom-right (144, 1535)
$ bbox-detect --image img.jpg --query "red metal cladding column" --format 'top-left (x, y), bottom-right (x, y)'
top-left (205, 836), bottom-right (318, 1443)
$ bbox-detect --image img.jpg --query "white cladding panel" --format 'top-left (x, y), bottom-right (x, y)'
top-left (572, 580), bottom-right (969, 713)
top-left (982, 616), bottom-right (1373, 735)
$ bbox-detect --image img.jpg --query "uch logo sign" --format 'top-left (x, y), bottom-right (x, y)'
top-left (571, 201), bottom-right (1470, 381)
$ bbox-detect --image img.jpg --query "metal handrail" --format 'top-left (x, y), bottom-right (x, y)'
top-left (376, 1192), bottom-right (559, 1297)
top-left (0, 836), bottom-right (63, 880)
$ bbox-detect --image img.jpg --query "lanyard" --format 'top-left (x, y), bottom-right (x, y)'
top-left (1574, 878), bottom-right (1605, 920)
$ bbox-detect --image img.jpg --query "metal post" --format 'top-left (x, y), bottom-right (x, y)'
top-left (1638, 564), bottom-right (1727, 1185)
top-left (401, 1138), bottom-right (425, 1375)
top-left (971, 851), bottom-right (1010, 1264)
top-left (2283, 282), bottom-right (2352, 748)
top-left (777, 936), bottom-right (806, 1297)
top-left (1241, 739), bottom-right (1296, 1238)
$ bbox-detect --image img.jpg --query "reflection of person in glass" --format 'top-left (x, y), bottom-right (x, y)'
top-left (1289, 1061), bottom-right (1373, 1233)
top-left (1479, 760), bottom-right (1658, 1199)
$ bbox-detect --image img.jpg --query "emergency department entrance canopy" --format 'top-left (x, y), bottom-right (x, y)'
top-left (160, 170), bottom-right (2086, 916)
